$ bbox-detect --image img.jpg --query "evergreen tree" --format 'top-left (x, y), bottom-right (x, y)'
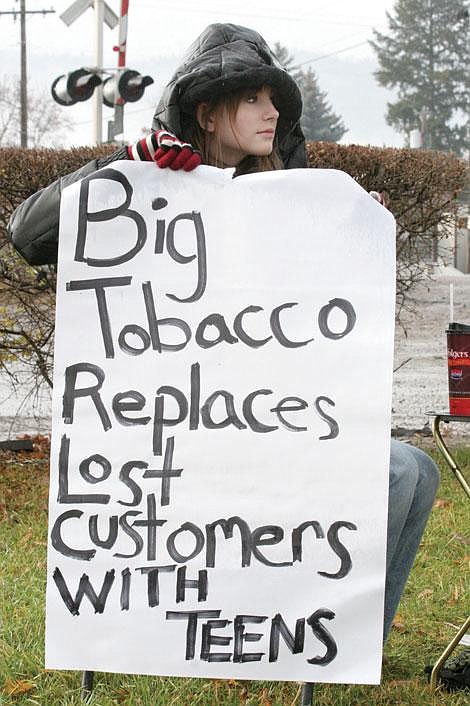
top-left (299, 67), bottom-right (347, 142)
top-left (274, 43), bottom-right (347, 143)
top-left (370, 0), bottom-right (470, 154)
top-left (273, 42), bottom-right (303, 84)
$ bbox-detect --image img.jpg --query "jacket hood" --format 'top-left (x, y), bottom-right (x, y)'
top-left (152, 23), bottom-right (307, 168)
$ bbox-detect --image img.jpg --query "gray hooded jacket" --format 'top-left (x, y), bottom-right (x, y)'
top-left (152, 23), bottom-right (306, 169)
top-left (8, 23), bottom-right (306, 265)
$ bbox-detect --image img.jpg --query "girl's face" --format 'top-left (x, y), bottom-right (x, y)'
top-left (199, 86), bottom-right (279, 166)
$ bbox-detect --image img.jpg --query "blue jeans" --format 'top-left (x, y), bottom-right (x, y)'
top-left (384, 439), bottom-right (440, 641)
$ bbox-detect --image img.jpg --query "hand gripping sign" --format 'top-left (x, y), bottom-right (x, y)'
top-left (46, 162), bottom-right (396, 684)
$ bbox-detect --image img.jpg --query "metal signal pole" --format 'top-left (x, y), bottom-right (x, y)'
top-left (60, 1), bottom-right (118, 144)
top-left (93, 0), bottom-right (104, 144)
top-left (0, 2), bottom-right (55, 147)
top-left (106, 0), bottom-right (129, 141)
top-left (109, 0), bottom-right (128, 141)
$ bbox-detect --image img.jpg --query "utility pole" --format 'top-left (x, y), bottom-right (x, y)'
top-left (20, 0), bottom-right (27, 147)
top-left (0, 2), bottom-right (55, 147)
top-left (419, 107), bottom-right (429, 150)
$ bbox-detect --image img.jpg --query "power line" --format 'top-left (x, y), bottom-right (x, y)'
top-left (139, 0), bottom-right (385, 28)
top-left (295, 41), bottom-right (370, 68)
top-left (306, 27), bottom-right (373, 56)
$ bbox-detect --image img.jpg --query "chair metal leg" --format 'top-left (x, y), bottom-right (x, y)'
top-left (429, 416), bottom-right (470, 691)
top-left (430, 616), bottom-right (470, 691)
top-left (432, 417), bottom-right (470, 499)
top-left (300, 682), bottom-right (314, 705)
top-left (80, 670), bottom-right (94, 701)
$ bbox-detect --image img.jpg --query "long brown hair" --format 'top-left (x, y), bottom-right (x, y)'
top-left (186, 88), bottom-right (284, 176)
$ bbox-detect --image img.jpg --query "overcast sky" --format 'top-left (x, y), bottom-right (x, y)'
top-left (0, 0), bottom-right (402, 147)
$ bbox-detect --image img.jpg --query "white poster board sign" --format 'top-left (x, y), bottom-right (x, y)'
top-left (46, 162), bottom-right (395, 684)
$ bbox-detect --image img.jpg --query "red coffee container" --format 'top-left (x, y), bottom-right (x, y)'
top-left (447, 323), bottom-right (470, 416)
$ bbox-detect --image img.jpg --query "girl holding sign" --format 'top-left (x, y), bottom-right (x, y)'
top-left (9, 23), bottom-right (438, 644)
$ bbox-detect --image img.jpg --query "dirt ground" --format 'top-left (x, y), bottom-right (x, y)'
top-left (1, 265), bottom-right (470, 440)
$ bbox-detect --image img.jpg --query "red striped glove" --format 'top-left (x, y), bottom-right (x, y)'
top-left (127, 130), bottom-right (202, 171)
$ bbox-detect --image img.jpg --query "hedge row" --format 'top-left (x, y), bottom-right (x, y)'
top-left (307, 141), bottom-right (467, 230)
top-left (0, 142), bottom-right (467, 389)
top-left (0, 141), bottom-right (466, 232)
top-left (1, 141), bottom-right (466, 243)
top-left (2, 141), bottom-right (466, 303)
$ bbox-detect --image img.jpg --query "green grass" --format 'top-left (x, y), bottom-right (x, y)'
top-left (1, 442), bottom-right (468, 705)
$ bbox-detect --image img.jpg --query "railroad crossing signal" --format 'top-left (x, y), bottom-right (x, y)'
top-left (53, 1), bottom-right (152, 143)
top-left (102, 69), bottom-right (153, 107)
top-left (60, 0), bottom-right (118, 29)
top-left (51, 69), bottom-right (102, 106)
top-left (51, 68), bottom-right (153, 107)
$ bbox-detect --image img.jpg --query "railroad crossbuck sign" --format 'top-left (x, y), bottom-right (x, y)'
top-left (46, 163), bottom-right (396, 684)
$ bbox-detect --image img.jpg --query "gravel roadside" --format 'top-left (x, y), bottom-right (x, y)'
top-left (392, 266), bottom-right (470, 440)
